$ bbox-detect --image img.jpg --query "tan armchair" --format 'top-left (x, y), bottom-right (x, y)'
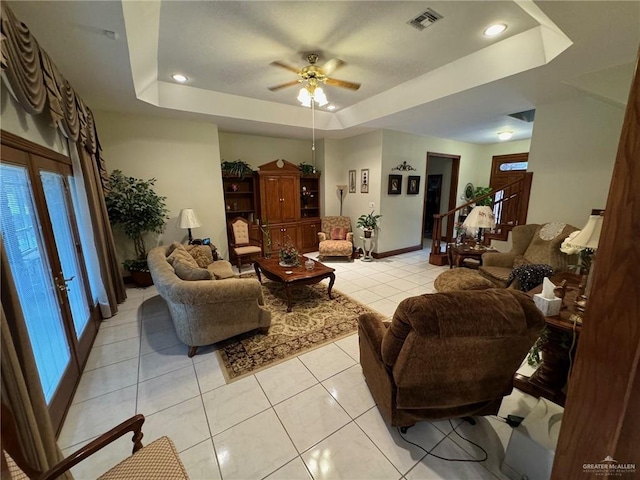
top-left (1, 403), bottom-right (189, 479)
top-left (479, 223), bottom-right (578, 288)
top-left (358, 289), bottom-right (544, 430)
top-left (318, 216), bottom-right (354, 261)
top-left (228, 216), bottom-right (262, 270)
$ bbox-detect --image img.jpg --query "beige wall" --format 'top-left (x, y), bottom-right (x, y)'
top-left (1, 87), bottom-right (69, 156)
top-left (94, 111), bottom-right (228, 263)
top-left (219, 131), bottom-right (312, 170)
top-left (527, 96), bottom-right (623, 229)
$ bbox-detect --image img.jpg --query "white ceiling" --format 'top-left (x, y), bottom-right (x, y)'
top-left (8, 1), bottom-right (640, 144)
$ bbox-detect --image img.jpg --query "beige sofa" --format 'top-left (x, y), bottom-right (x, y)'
top-left (147, 244), bottom-right (271, 357)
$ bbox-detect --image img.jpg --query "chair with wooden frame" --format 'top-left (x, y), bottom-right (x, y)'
top-left (228, 216), bottom-right (262, 270)
top-left (0, 403), bottom-right (189, 479)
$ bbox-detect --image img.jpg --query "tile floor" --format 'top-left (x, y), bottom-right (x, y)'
top-left (59, 248), bottom-right (542, 479)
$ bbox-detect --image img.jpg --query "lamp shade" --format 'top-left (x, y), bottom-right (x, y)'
top-left (462, 205), bottom-right (496, 236)
top-left (571, 213), bottom-right (603, 250)
top-left (177, 208), bottom-right (201, 229)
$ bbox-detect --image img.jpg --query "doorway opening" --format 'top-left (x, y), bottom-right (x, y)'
top-left (422, 152), bottom-right (460, 259)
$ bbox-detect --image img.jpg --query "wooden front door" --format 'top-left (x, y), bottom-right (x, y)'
top-left (489, 153), bottom-right (533, 238)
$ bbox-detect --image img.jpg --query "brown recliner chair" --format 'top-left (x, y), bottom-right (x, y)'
top-left (479, 223), bottom-right (578, 288)
top-left (358, 289), bottom-right (544, 429)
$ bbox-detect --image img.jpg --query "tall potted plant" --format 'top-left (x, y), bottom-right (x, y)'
top-left (105, 170), bottom-right (169, 287)
top-left (356, 211), bottom-right (383, 238)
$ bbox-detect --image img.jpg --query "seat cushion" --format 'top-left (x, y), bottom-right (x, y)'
top-left (234, 245), bottom-right (262, 255)
top-left (99, 436), bottom-right (189, 480)
top-left (434, 268), bottom-right (495, 292)
top-left (478, 265), bottom-right (513, 288)
top-left (319, 240), bottom-right (352, 257)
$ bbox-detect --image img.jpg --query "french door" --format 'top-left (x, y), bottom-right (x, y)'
top-left (1, 142), bottom-right (99, 433)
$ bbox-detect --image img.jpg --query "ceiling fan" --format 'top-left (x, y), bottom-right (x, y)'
top-left (267, 53), bottom-right (361, 92)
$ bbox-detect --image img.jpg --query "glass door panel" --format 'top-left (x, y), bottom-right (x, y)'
top-left (0, 163), bottom-right (71, 402)
top-left (40, 171), bottom-right (91, 337)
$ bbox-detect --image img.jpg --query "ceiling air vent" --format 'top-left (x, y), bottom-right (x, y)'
top-left (508, 109), bottom-right (536, 123)
top-left (407, 8), bottom-right (443, 31)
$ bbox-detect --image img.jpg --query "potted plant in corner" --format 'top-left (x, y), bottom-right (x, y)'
top-left (105, 170), bottom-right (169, 287)
top-left (356, 211), bottom-right (383, 238)
top-left (221, 160), bottom-right (253, 179)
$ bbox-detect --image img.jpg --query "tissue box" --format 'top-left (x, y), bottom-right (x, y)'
top-left (533, 293), bottom-right (562, 316)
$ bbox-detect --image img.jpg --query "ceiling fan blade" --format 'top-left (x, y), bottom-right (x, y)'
top-left (322, 58), bottom-right (345, 75)
top-left (324, 77), bottom-right (361, 90)
top-left (270, 61), bottom-right (300, 74)
top-left (268, 79), bottom-right (301, 91)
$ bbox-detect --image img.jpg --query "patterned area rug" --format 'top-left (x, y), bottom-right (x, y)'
top-left (217, 279), bottom-right (384, 381)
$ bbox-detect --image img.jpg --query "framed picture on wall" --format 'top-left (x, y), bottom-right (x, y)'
top-left (349, 170), bottom-right (356, 193)
top-left (361, 169), bottom-right (369, 193)
top-left (407, 175), bottom-right (420, 195)
top-left (388, 174), bottom-right (402, 195)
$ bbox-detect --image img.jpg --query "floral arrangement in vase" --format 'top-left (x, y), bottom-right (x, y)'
top-left (279, 237), bottom-right (299, 266)
top-left (301, 186), bottom-right (314, 207)
top-left (560, 231), bottom-right (593, 274)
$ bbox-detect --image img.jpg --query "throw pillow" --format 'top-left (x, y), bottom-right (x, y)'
top-left (330, 227), bottom-right (347, 240)
top-left (167, 245), bottom-right (199, 268)
top-left (166, 241), bottom-right (183, 255)
top-left (185, 245), bottom-right (214, 268)
top-left (173, 259), bottom-right (213, 281)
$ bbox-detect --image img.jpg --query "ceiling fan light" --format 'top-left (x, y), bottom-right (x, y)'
top-left (484, 23), bottom-right (507, 37)
top-left (314, 87), bottom-right (328, 106)
top-left (498, 131), bottom-right (513, 141)
top-left (298, 87), bottom-right (312, 107)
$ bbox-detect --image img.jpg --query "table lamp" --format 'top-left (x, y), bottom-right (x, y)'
top-left (177, 208), bottom-right (201, 244)
top-left (462, 205), bottom-right (496, 246)
top-left (570, 209), bottom-right (604, 314)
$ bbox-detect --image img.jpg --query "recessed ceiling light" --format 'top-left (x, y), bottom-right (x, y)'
top-left (498, 131), bottom-right (513, 141)
top-left (483, 24), bottom-right (507, 37)
top-left (172, 73), bottom-right (188, 83)
top-left (327, 105), bottom-right (336, 111)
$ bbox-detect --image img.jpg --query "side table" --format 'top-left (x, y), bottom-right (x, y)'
top-left (360, 236), bottom-right (374, 262)
top-left (447, 244), bottom-right (498, 269)
top-left (514, 272), bottom-right (582, 406)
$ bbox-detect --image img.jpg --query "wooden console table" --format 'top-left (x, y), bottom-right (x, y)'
top-left (514, 272), bottom-right (583, 406)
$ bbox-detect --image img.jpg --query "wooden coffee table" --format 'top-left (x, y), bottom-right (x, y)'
top-left (253, 256), bottom-right (336, 312)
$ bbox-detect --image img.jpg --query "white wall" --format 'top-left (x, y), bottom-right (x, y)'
top-left (1, 87), bottom-right (69, 156)
top-left (319, 138), bottom-right (344, 218)
top-left (339, 131), bottom-right (383, 251)
top-left (94, 111), bottom-right (228, 264)
top-left (378, 130), bottom-right (484, 253)
top-left (527, 96), bottom-right (624, 228)
top-left (219, 132), bottom-right (312, 170)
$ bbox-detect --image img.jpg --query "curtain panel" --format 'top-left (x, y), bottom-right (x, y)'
top-left (0, 3), bottom-right (125, 307)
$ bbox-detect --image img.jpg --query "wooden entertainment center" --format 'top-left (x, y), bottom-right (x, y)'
top-left (222, 159), bottom-right (321, 256)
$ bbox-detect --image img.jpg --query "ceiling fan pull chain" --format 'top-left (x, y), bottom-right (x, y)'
top-left (312, 99), bottom-right (316, 169)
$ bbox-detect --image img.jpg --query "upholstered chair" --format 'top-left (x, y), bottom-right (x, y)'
top-left (479, 222), bottom-right (578, 288)
top-left (317, 216), bottom-right (354, 260)
top-left (1, 403), bottom-right (189, 479)
top-left (358, 289), bottom-right (544, 430)
top-left (228, 216), bottom-right (262, 270)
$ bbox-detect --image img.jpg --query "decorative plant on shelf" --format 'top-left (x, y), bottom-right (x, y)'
top-left (472, 186), bottom-right (493, 206)
top-left (356, 211), bottom-right (383, 238)
top-left (105, 170), bottom-right (169, 285)
top-left (221, 160), bottom-right (253, 179)
top-left (279, 236), bottom-right (299, 266)
top-left (298, 162), bottom-right (318, 175)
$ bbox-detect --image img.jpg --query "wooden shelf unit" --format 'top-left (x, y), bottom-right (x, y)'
top-left (222, 174), bottom-right (258, 223)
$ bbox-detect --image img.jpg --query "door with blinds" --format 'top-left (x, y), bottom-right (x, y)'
top-left (1, 142), bottom-right (99, 432)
